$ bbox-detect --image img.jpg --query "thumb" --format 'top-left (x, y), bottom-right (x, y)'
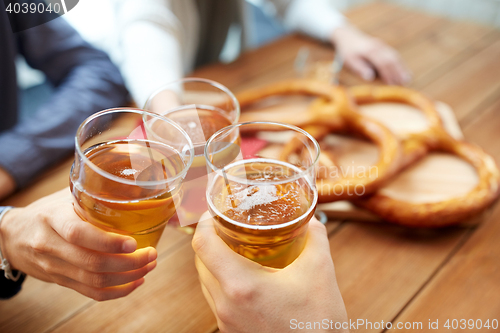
top-left (192, 212), bottom-right (263, 285)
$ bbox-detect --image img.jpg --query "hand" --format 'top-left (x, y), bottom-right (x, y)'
top-left (331, 25), bottom-right (411, 85)
top-left (0, 188), bottom-right (157, 301)
top-left (192, 213), bottom-right (349, 333)
top-left (145, 90), bottom-right (181, 114)
top-left (0, 167), bottom-right (16, 200)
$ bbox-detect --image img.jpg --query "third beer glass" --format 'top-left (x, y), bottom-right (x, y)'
top-left (205, 122), bottom-right (320, 268)
top-left (144, 78), bottom-right (240, 228)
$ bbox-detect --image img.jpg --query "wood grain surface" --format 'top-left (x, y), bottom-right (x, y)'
top-left (1, 3), bottom-right (499, 333)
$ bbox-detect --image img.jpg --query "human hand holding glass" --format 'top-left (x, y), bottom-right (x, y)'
top-left (0, 189), bottom-right (157, 301)
top-left (193, 212), bottom-right (348, 333)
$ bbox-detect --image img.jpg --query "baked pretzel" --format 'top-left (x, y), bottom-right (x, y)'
top-left (238, 79), bottom-right (402, 202)
top-left (238, 80), bottom-right (500, 227)
top-left (348, 85), bottom-right (500, 227)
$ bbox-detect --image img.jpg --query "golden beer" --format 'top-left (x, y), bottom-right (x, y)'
top-left (70, 139), bottom-right (186, 248)
top-left (208, 159), bottom-right (317, 268)
top-left (144, 78), bottom-right (240, 229)
top-left (167, 108), bottom-right (233, 226)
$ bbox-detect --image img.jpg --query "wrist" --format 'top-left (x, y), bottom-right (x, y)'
top-left (331, 24), bottom-right (356, 43)
top-left (0, 207), bottom-right (18, 272)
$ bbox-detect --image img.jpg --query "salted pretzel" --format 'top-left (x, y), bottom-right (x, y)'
top-left (237, 79), bottom-right (402, 202)
top-left (238, 80), bottom-right (500, 227)
top-left (347, 85), bottom-right (500, 227)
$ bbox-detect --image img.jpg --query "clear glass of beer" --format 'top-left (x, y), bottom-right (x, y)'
top-left (70, 108), bottom-right (194, 249)
top-left (144, 78), bottom-right (240, 229)
top-left (205, 122), bottom-right (320, 268)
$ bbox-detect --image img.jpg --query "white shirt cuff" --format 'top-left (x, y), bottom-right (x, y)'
top-left (284, 0), bottom-right (347, 42)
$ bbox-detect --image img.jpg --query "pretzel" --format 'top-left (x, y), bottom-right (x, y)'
top-left (237, 79), bottom-right (402, 202)
top-left (348, 85), bottom-right (500, 227)
top-left (238, 80), bottom-right (500, 227)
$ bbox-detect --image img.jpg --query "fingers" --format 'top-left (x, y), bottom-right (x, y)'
top-left (365, 46), bottom-right (411, 85)
top-left (45, 255), bottom-right (156, 288)
top-left (192, 212), bottom-right (261, 284)
top-left (70, 247), bottom-right (156, 273)
top-left (195, 255), bottom-right (222, 310)
top-left (344, 56), bottom-right (375, 82)
top-left (288, 217), bottom-right (334, 273)
top-left (195, 255), bottom-right (220, 292)
top-left (366, 52), bottom-right (393, 84)
top-left (51, 202), bottom-right (138, 254)
top-left (45, 232), bottom-right (157, 272)
top-left (200, 282), bottom-right (217, 316)
top-left (392, 58), bottom-right (412, 85)
top-left (54, 275), bottom-right (145, 302)
top-left (332, 26), bottom-right (410, 85)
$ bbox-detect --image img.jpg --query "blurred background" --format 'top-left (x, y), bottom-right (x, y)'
top-left (333, 0), bottom-right (500, 26)
top-left (17, 0), bottom-right (500, 117)
top-left (62, 0), bottom-right (500, 50)
top-left (60, 0), bottom-right (500, 50)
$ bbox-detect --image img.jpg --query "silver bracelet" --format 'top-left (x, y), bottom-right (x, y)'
top-left (0, 207), bottom-right (22, 282)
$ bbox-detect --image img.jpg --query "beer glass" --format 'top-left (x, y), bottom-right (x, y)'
top-left (144, 78), bottom-right (240, 228)
top-left (70, 108), bottom-right (194, 248)
top-left (205, 122), bottom-right (320, 268)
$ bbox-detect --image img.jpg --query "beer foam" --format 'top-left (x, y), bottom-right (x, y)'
top-left (121, 168), bottom-right (139, 176)
top-left (234, 185), bottom-right (278, 211)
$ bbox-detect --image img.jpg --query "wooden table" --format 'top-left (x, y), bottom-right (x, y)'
top-left (2, 3), bottom-right (500, 332)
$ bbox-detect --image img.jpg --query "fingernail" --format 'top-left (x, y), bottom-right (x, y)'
top-left (148, 249), bottom-right (157, 262)
top-left (122, 239), bottom-right (137, 253)
top-left (147, 261), bottom-right (157, 272)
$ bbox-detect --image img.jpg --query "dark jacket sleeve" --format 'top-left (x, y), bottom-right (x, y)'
top-left (0, 271), bottom-right (26, 299)
top-left (0, 6), bottom-right (129, 188)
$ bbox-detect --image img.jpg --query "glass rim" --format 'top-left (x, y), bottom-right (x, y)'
top-left (204, 121), bottom-right (321, 184)
top-left (206, 176), bottom-right (318, 230)
top-left (74, 107), bottom-right (195, 187)
top-left (143, 77), bottom-right (241, 123)
top-left (153, 104), bottom-right (238, 149)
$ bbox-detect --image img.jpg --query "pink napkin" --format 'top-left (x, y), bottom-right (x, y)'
top-left (240, 137), bottom-right (268, 158)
